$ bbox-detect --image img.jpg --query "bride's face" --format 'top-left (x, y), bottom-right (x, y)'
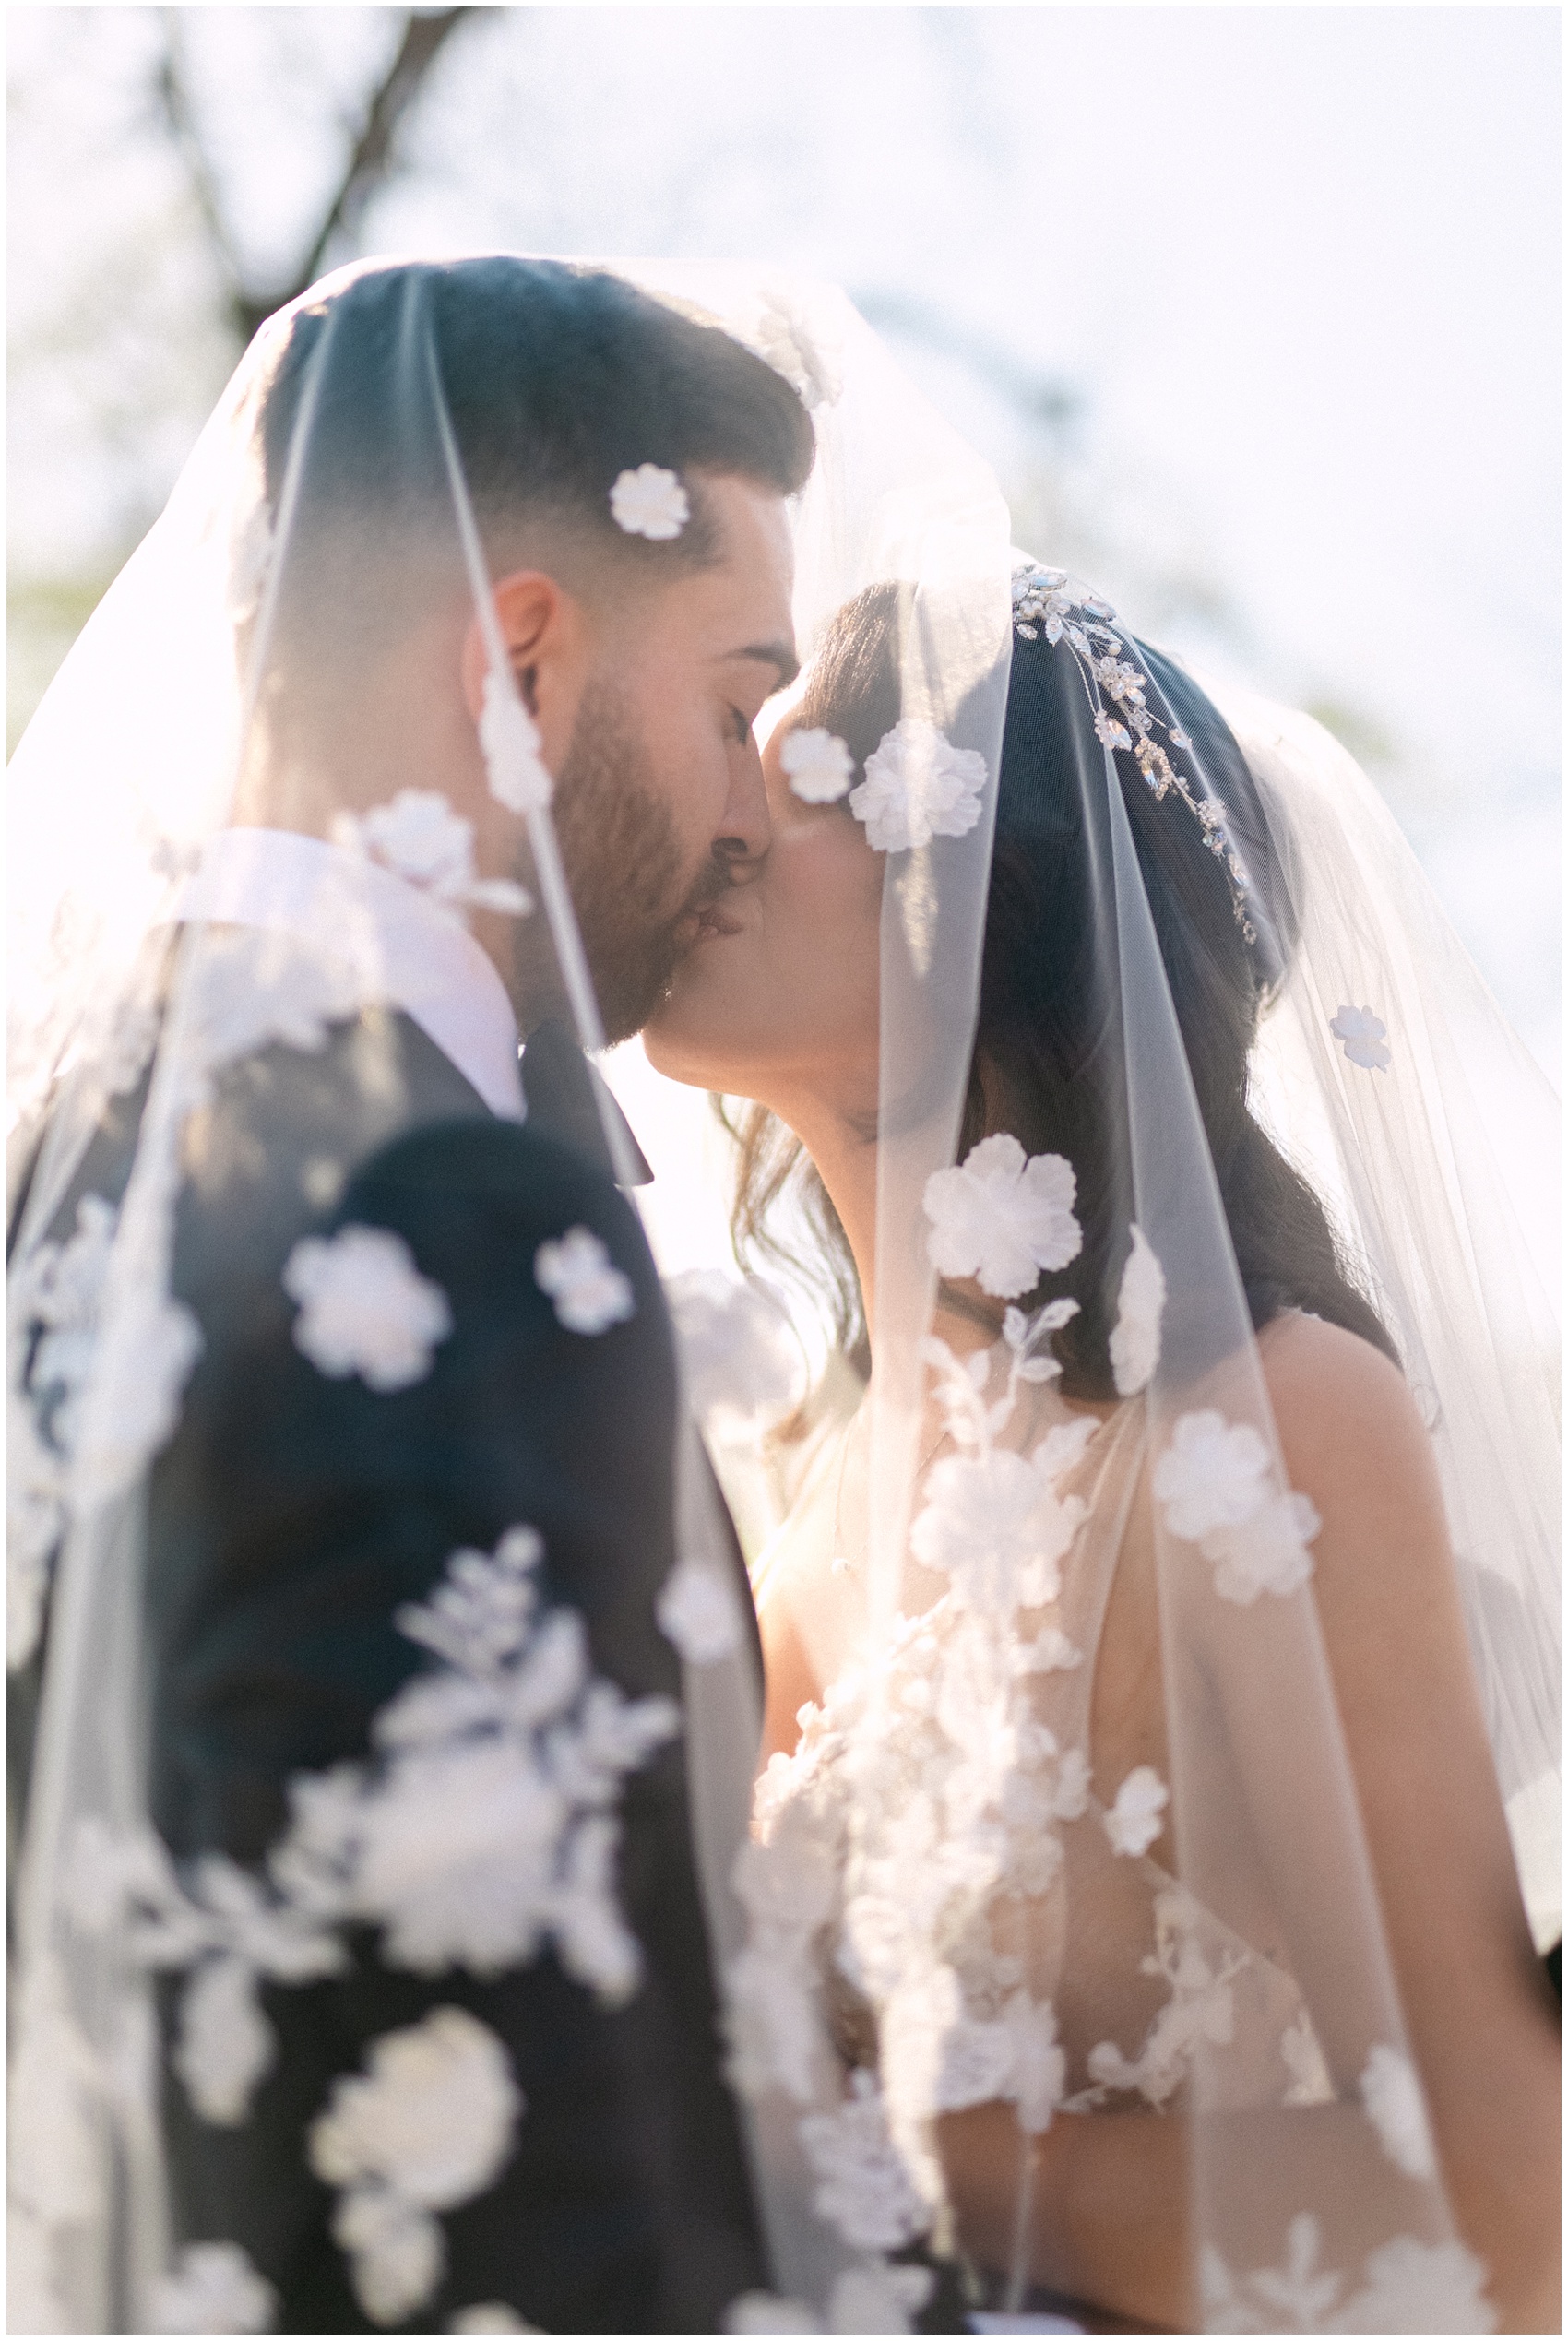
top-left (642, 718), bottom-right (883, 1110)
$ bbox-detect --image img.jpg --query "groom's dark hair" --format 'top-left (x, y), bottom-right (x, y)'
top-left (257, 256), bottom-right (814, 582)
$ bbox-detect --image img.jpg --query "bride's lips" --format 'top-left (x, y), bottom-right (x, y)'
top-left (673, 899), bottom-right (745, 954)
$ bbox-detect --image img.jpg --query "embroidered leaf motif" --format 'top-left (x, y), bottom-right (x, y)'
top-left (64, 1819), bottom-right (348, 2129)
top-left (1200, 2214), bottom-right (1494, 2334)
top-left (1084, 1889), bottom-right (1242, 2109)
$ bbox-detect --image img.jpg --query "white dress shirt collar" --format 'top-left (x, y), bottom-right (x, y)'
top-left (173, 826), bottom-right (525, 1122)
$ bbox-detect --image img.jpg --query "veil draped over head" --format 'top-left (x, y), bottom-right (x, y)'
top-left (6, 255), bottom-right (1558, 2337)
top-left (621, 280), bottom-right (1557, 2328)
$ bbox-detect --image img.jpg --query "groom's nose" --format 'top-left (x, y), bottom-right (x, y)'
top-left (711, 735), bottom-right (772, 878)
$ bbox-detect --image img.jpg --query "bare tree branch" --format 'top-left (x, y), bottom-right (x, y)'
top-left (155, 8), bottom-right (478, 350)
top-left (153, 9), bottom-right (246, 303)
top-left (286, 8), bottom-right (475, 315)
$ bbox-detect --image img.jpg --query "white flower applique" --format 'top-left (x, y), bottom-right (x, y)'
top-left (309, 2006), bottom-right (523, 2327)
top-left (478, 671), bottom-right (553, 817)
top-left (1330, 1004), bottom-right (1392, 1072)
top-left (797, 2069), bottom-right (927, 2253)
top-left (1103, 1765), bottom-right (1170, 1859)
top-left (664, 1269), bottom-right (802, 1432)
top-left (182, 925), bottom-right (374, 1074)
top-left (1080, 1888), bottom-right (1244, 2111)
top-left (750, 286), bottom-right (844, 411)
top-left (781, 728), bottom-right (854, 804)
top-left (848, 718), bottom-right (988, 853)
top-left (283, 1525), bottom-right (682, 1993)
top-left (910, 1306), bottom-right (1093, 1613)
top-left (656, 1553), bottom-right (746, 1666)
top-left (1153, 1409), bottom-right (1321, 1605)
top-left (70, 929), bottom-right (383, 1514)
top-left (609, 463), bottom-right (690, 540)
top-left (446, 2307), bottom-right (537, 2334)
top-left (1200, 2213), bottom-right (1494, 2334)
top-left (1359, 2043), bottom-right (1438, 2181)
top-left (331, 790), bottom-right (532, 921)
top-left (534, 1226), bottom-right (636, 1336)
top-left (149, 2240), bottom-right (279, 2334)
top-left (1109, 1223), bottom-right (1167, 1397)
top-left (923, 1133), bottom-right (1083, 1301)
top-left (879, 1963), bottom-right (1065, 2138)
top-left (1279, 2005), bottom-right (1335, 2107)
top-left (726, 2264), bottom-right (935, 2335)
top-left (723, 1719), bottom-right (853, 2114)
top-left (66, 1527), bottom-right (681, 2130)
top-left (910, 1432), bottom-right (1091, 1619)
top-left (285, 1224), bottom-right (454, 1392)
top-left (7, 1194), bottom-right (119, 1670)
top-left (7, 1953), bottom-right (114, 2322)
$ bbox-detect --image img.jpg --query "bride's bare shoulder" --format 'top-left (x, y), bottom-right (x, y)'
top-left (1255, 1307), bottom-right (1452, 1584)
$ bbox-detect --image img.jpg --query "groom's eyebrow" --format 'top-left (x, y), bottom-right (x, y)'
top-left (726, 639), bottom-right (800, 693)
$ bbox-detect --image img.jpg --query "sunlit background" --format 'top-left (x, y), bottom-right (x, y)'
top-left (9, 6), bottom-right (1561, 1301)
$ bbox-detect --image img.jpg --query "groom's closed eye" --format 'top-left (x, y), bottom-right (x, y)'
top-left (720, 639), bottom-right (801, 695)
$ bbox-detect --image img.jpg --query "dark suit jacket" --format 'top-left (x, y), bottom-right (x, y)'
top-left (13, 1007), bottom-right (766, 2334)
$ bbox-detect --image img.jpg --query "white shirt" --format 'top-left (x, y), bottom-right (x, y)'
top-left (173, 826), bottom-right (525, 1121)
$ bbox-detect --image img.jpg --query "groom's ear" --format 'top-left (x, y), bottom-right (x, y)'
top-left (459, 569), bottom-right (593, 758)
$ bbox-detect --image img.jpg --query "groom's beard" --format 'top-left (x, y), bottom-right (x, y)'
top-left (540, 671), bottom-right (729, 1045)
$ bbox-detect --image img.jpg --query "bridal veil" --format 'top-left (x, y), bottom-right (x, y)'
top-left (627, 271), bottom-right (1557, 2330)
top-left (7, 256), bottom-right (1558, 2333)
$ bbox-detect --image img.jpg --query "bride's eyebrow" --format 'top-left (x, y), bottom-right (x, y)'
top-left (721, 639), bottom-right (801, 693)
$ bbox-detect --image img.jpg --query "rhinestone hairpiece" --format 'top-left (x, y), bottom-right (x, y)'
top-left (1011, 562), bottom-right (1256, 945)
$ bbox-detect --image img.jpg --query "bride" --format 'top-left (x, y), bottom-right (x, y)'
top-left (644, 548), bottom-right (1561, 2327)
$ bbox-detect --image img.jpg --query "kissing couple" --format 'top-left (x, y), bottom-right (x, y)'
top-left (8, 257), bottom-right (1559, 2335)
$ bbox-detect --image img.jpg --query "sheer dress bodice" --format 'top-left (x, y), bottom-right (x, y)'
top-left (749, 1367), bottom-right (1336, 2230)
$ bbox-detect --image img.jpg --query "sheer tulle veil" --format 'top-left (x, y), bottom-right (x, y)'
top-left (623, 271), bottom-right (1558, 2332)
top-left (6, 255), bottom-right (1557, 2335)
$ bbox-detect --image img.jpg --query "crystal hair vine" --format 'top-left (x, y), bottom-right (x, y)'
top-left (1011, 563), bottom-right (1257, 945)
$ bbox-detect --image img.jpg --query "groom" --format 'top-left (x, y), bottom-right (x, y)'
top-left (11, 260), bottom-right (809, 2333)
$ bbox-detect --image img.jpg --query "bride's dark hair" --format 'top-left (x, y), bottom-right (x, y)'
top-left (725, 583), bottom-right (1397, 1397)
